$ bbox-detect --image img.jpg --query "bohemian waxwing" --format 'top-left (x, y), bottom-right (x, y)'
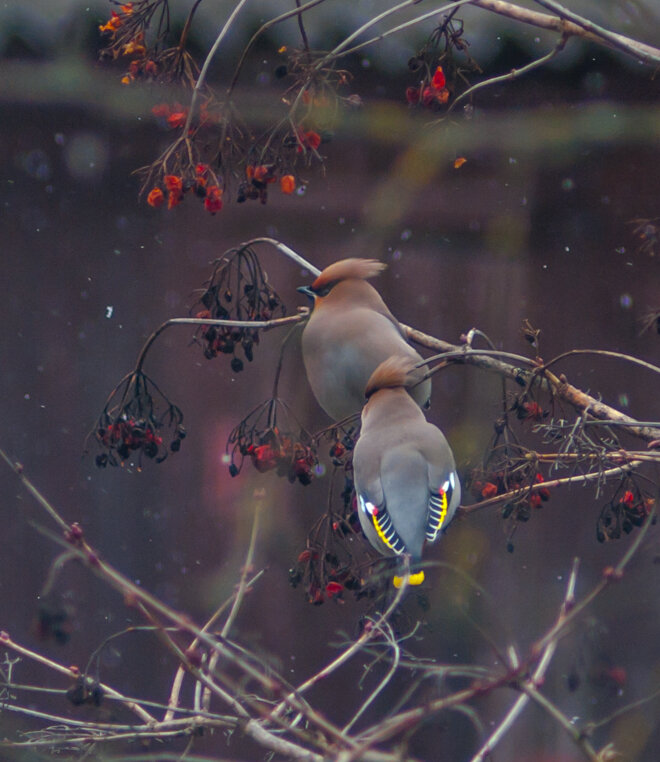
top-left (298, 259), bottom-right (431, 421)
top-left (353, 356), bottom-right (460, 587)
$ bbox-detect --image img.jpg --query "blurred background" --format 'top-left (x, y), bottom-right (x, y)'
top-left (1, 1), bottom-right (659, 760)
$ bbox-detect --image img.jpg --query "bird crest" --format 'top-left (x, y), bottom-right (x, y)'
top-left (364, 355), bottom-right (417, 399)
top-left (311, 258), bottom-right (386, 293)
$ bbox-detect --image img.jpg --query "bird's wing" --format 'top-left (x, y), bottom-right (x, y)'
top-left (356, 477), bottom-right (407, 556)
top-left (424, 428), bottom-right (461, 543)
top-left (354, 440), bottom-right (410, 556)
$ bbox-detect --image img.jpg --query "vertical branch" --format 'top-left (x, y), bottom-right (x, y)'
top-left (296, 0), bottom-right (311, 55)
top-left (183, 0), bottom-right (251, 135)
top-left (270, 559), bottom-right (411, 719)
top-left (469, 558), bottom-right (580, 762)
top-left (221, 492), bottom-right (264, 639)
top-left (201, 490), bottom-right (264, 712)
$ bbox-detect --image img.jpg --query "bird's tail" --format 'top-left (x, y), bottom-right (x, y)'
top-left (393, 570), bottom-right (425, 588)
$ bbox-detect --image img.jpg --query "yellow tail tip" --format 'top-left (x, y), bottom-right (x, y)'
top-left (393, 571), bottom-right (425, 588)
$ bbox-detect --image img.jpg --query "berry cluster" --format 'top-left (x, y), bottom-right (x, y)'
top-left (406, 65), bottom-right (450, 108)
top-left (226, 399), bottom-right (318, 486)
top-left (597, 482), bottom-right (654, 542)
top-left (237, 163), bottom-right (301, 205)
top-left (147, 163), bottom-right (224, 214)
top-left (90, 372), bottom-right (185, 468)
top-left (513, 396), bottom-right (548, 423)
top-left (289, 545), bottom-right (360, 605)
top-left (246, 431), bottom-right (317, 485)
top-left (328, 430), bottom-right (357, 467)
top-left (193, 246), bottom-right (285, 371)
top-left (99, 2), bottom-right (199, 89)
top-left (471, 468), bottom-right (551, 516)
top-left (289, 513), bottom-right (399, 607)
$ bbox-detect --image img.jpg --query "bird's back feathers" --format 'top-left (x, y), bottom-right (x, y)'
top-left (354, 354), bottom-right (461, 568)
top-left (300, 258), bottom-right (431, 419)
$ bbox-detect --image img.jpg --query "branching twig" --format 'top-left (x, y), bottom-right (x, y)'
top-left (461, 460), bottom-right (642, 516)
top-left (270, 561), bottom-right (411, 720)
top-left (443, 31), bottom-right (568, 117)
top-left (472, 0), bottom-right (660, 65)
top-left (0, 633), bottom-right (156, 725)
top-left (468, 558), bottom-right (581, 762)
top-left (402, 325), bottom-right (660, 445)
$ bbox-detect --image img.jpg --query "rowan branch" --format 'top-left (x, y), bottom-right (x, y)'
top-left (468, 559), bottom-right (582, 762)
top-left (472, 0), bottom-right (660, 65)
top-left (461, 460), bottom-right (643, 516)
top-left (402, 325), bottom-right (660, 446)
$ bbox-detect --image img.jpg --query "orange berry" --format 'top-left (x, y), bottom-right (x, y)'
top-left (147, 188), bottom-right (165, 208)
top-left (280, 174), bottom-right (296, 194)
top-left (432, 66), bottom-right (446, 90)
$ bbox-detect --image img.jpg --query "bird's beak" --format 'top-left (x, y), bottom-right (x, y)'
top-left (297, 285), bottom-right (316, 302)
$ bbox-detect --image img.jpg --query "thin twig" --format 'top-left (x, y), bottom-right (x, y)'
top-left (270, 561), bottom-right (411, 719)
top-left (342, 620), bottom-right (401, 734)
top-left (402, 324), bottom-right (660, 445)
top-left (134, 313), bottom-right (308, 374)
top-left (183, 0), bottom-right (250, 135)
top-left (472, 0), bottom-right (660, 64)
top-left (542, 348), bottom-right (660, 378)
top-left (0, 633), bottom-right (156, 724)
top-left (443, 33), bottom-right (567, 117)
top-left (249, 237), bottom-right (322, 277)
top-left (532, 501), bottom-right (656, 656)
top-left (523, 683), bottom-right (600, 760)
top-left (201, 491), bottom-right (264, 712)
top-left (314, 0), bottom-right (475, 65)
top-left (468, 558), bottom-right (580, 762)
top-left (461, 460), bottom-right (642, 516)
top-left (226, 0), bottom-right (328, 96)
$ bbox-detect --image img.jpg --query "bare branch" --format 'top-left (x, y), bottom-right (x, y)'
top-left (270, 562), bottom-right (411, 720)
top-left (0, 633), bottom-right (156, 725)
top-left (462, 460), bottom-right (642, 516)
top-left (469, 559), bottom-right (585, 762)
top-left (472, 0), bottom-right (660, 65)
top-left (402, 325), bottom-right (660, 445)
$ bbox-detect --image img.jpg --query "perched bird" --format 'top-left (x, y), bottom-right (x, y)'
top-left (353, 356), bottom-right (461, 587)
top-left (298, 258), bottom-right (431, 421)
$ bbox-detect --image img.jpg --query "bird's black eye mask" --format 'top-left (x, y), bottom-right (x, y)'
top-left (297, 283), bottom-right (333, 300)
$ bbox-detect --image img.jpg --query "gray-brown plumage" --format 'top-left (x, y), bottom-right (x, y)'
top-left (299, 258), bottom-right (431, 421)
top-left (353, 356), bottom-right (460, 587)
